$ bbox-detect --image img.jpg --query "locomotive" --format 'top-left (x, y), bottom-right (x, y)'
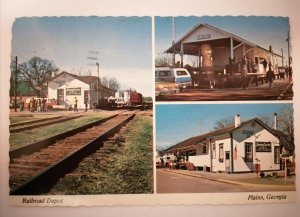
top-left (99, 91), bottom-right (144, 110)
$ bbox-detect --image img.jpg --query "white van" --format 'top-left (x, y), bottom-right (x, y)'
top-left (155, 67), bottom-right (192, 96)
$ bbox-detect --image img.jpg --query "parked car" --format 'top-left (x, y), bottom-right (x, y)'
top-left (155, 67), bottom-right (192, 96)
top-left (9, 100), bottom-right (21, 109)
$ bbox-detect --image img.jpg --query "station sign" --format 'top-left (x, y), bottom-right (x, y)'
top-left (66, 87), bottom-right (81, 95)
top-left (255, 142), bottom-right (272, 152)
top-left (197, 34), bottom-right (211, 40)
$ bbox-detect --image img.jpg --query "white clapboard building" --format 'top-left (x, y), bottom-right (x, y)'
top-left (46, 71), bottom-right (114, 109)
top-left (162, 114), bottom-right (288, 173)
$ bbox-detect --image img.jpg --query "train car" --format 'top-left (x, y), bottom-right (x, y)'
top-left (129, 92), bottom-right (143, 105)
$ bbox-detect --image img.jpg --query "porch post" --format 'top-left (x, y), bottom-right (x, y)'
top-left (230, 37), bottom-right (233, 60)
top-left (209, 135), bottom-right (213, 172)
top-left (230, 132), bottom-right (234, 173)
top-left (180, 43), bottom-right (184, 67)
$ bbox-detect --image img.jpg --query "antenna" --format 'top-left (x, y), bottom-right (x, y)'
top-left (86, 50), bottom-right (100, 76)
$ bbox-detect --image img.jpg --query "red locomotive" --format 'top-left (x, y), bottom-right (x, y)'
top-left (129, 92), bottom-right (143, 105)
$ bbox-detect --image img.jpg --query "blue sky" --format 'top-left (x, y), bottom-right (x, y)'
top-left (12, 16), bottom-right (152, 96)
top-left (155, 16), bottom-right (290, 65)
top-left (156, 103), bottom-right (292, 150)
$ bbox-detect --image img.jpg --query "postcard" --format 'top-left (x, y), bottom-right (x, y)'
top-left (4, 15), bottom-right (297, 206)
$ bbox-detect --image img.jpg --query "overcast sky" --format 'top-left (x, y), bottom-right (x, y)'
top-left (12, 16), bottom-right (152, 96)
top-left (156, 103), bottom-right (292, 151)
top-left (155, 16), bottom-right (290, 65)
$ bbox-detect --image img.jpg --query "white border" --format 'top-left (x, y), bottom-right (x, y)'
top-left (1, 0), bottom-right (300, 216)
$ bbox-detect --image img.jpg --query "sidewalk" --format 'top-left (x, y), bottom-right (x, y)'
top-left (162, 169), bottom-right (296, 190)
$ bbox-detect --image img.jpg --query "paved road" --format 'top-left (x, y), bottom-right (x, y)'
top-left (157, 169), bottom-right (253, 193)
top-left (157, 79), bottom-right (293, 101)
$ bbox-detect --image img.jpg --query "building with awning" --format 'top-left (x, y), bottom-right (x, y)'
top-left (165, 23), bottom-right (282, 76)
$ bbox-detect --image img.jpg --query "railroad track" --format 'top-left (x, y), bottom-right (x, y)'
top-left (9, 114), bottom-right (83, 133)
top-left (9, 111), bottom-right (137, 195)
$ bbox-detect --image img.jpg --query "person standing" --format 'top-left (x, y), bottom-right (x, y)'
top-left (73, 97), bottom-right (78, 112)
top-left (42, 98), bottom-right (46, 112)
top-left (268, 61), bottom-right (272, 71)
top-left (29, 98), bottom-right (34, 112)
top-left (37, 99), bottom-right (41, 112)
top-left (84, 100), bottom-right (88, 112)
top-left (266, 69), bottom-right (275, 89)
top-left (262, 59), bottom-right (268, 73)
top-left (241, 56), bottom-right (248, 89)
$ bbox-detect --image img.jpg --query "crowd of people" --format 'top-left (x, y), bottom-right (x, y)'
top-left (21, 98), bottom-right (48, 112)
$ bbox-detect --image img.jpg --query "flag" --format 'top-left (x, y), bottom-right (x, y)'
top-left (233, 145), bottom-right (237, 160)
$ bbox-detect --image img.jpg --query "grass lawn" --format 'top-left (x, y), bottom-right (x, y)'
top-left (9, 114), bottom-right (109, 150)
top-left (234, 177), bottom-right (295, 186)
top-left (10, 115), bottom-right (41, 124)
top-left (50, 115), bottom-right (153, 194)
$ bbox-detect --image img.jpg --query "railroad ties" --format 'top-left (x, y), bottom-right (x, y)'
top-left (9, 111), bottom-right (137, 195)
top-left (9, 114), bottom-right (82, 133)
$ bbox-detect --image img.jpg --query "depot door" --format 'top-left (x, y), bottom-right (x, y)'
top-left (57, 89), bottom-right (64, 105)
top-left (84, 90), bottom-right (89, 106)
top-left (225, 151), bottom-right (230, 172)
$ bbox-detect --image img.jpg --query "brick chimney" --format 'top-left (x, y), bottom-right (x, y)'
top-left (235, 114), bottom-right (241, 128)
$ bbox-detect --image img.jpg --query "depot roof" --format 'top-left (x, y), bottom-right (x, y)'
top-left (165, 23), bottom-right (282, 57)
top-left (163, 117), bottom-right (283, 153)
top-left (46, 71), bottom-right (114, 92)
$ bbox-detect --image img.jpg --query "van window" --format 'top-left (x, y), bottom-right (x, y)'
top-left (158, 70), bottom-right (172, 77)
top-left (176, 70), bottom-right (188, 76)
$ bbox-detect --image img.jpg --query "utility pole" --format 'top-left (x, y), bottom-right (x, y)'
top-left (281, 48), bottom-right (284, 67)
top-left (287, 31), bottom-right (291, 74)
top-left (172, 17), bottom-right (176, 68)
top-left (96, 62), bottom-right (99, 107)
top-left (14, 56), bottom-right (18, 112)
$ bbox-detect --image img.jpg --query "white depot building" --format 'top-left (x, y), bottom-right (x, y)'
top-left (162, 114), bottom-right (290, 173)
top-left (46, 71), bottom-right (114, 109)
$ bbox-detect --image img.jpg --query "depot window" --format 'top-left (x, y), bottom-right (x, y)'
top-left (219, 143), bottom-right (224, 162)
top-left (245, 142), bottom-right (253, 162)
top-left (212, 143), bottom-right (216, 159)
top-left (203, 145), bottom-right (207, 154)
top-left (274, 146), bottom-right (280, 164)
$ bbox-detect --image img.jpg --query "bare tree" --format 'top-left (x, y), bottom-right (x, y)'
top-left (277, 105), bottom-right (294, 137)
top-left (257, 115), bottom-right (273, 129)
top-left (101, 76), bottom-right (121, 92)
top-left (16, 56), bottom-right (59, 97)
top-left (277, 105), bottom-right (294, 153)
top-left (155, 53), bottom-right (172, 67)
top-left (213, 116), bottom-right (234, 130)
top-left (187, 55), bottom-right (199, 67)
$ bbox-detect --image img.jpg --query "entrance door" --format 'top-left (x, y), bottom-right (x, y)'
top-left (225, 151), bottom-right (230, 172)
top-left (84, 90), bottom-right (89, 104)
top-left (57, 89), bottom-right (64, 105)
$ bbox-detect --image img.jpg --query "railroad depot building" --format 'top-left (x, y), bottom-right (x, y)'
top-left (162, 115), bottom-right (289, 173)
top-left (46, 71), bottom-right (114, 109)
top-left (166, 23), bottom-right (283, 79)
